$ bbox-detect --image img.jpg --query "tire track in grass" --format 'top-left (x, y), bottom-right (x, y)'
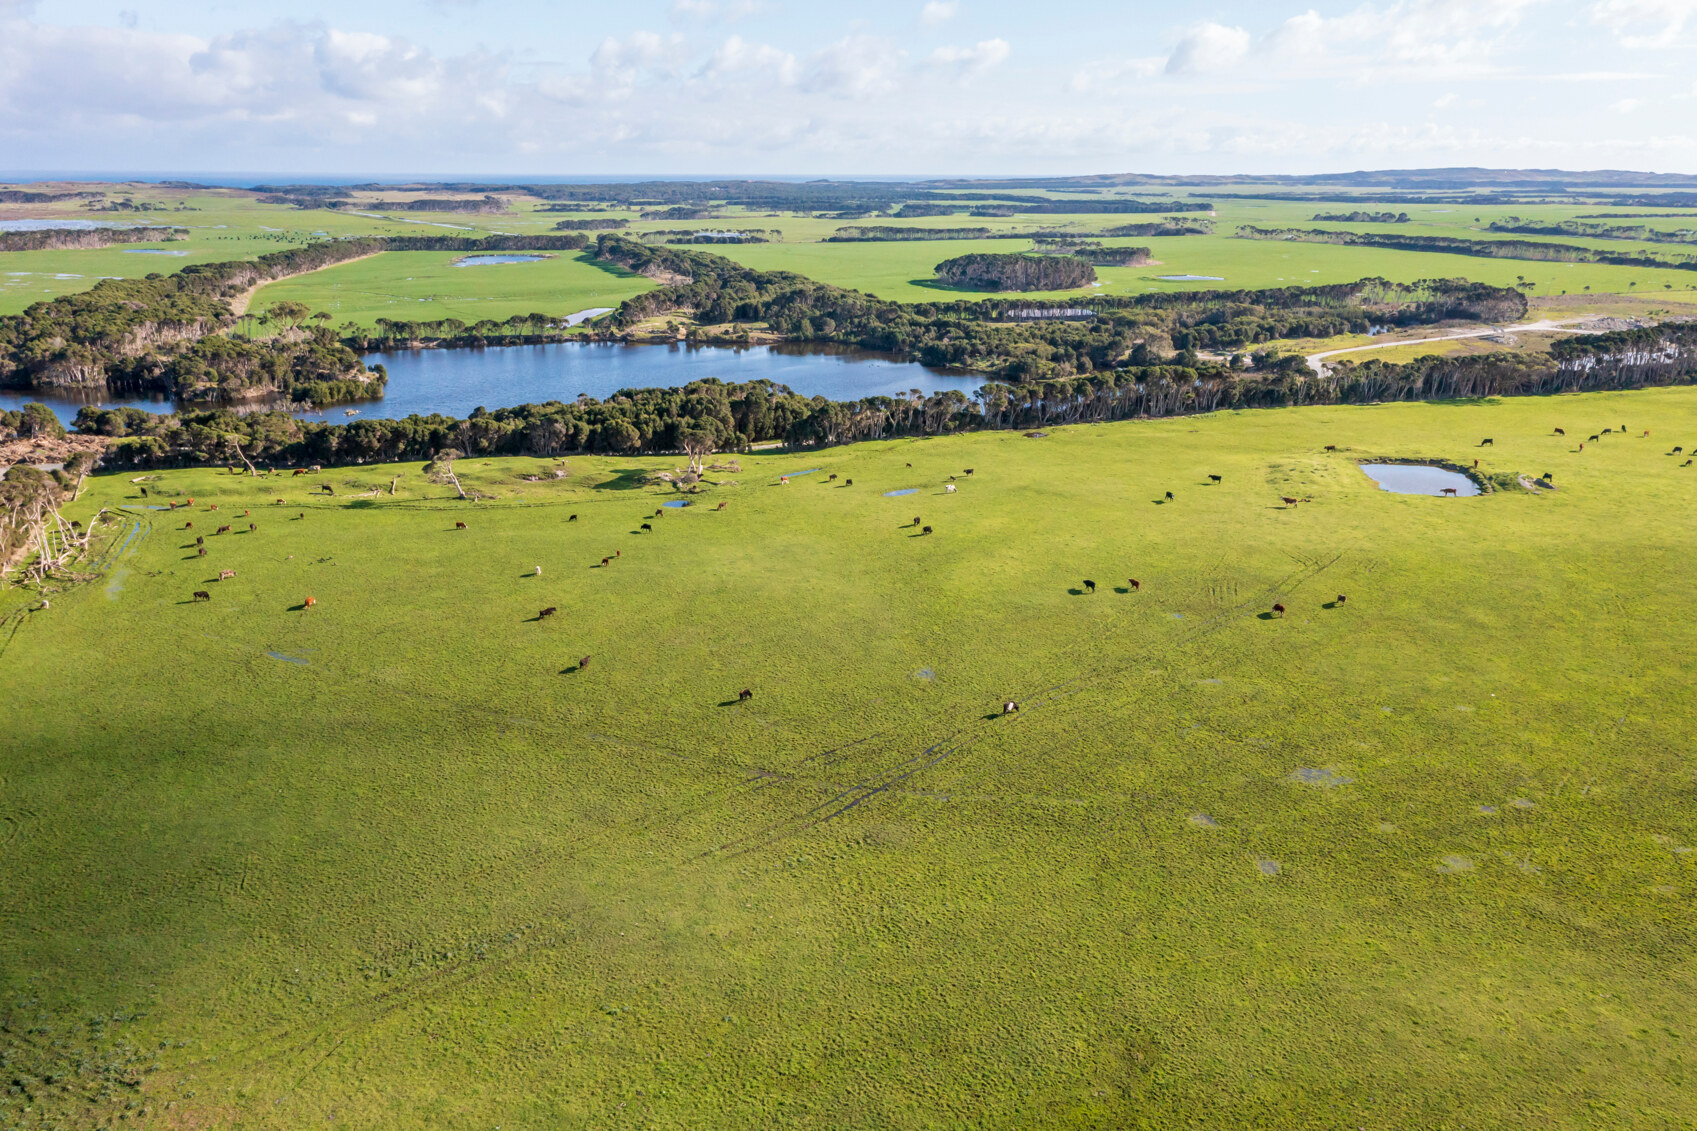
top-left (207, 553), bottom-right (1345, 1080)
top-left (704, 553), bottom-right (1344, 860)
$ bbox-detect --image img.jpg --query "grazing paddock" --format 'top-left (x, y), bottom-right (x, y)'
top-left (5, 387), bottom-right (1697, 1129)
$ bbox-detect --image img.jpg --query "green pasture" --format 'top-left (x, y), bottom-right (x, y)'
top-left (246, 250), bottom-right (656, 329)
top-left (5, 389), bottom-right (1697, 1128)
top-left (713, 231), bottom-right (1697, 303)
top-left (9, 185), bottom-right (1697, 316)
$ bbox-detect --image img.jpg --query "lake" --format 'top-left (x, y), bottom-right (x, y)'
top-left (6, 342), bottom-right (987, 426)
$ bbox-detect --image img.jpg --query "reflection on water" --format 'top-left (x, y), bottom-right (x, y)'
top-left (10, 341), bottom-right (987, 426)
top-left (1360, 463), bottom-right (1480, 496)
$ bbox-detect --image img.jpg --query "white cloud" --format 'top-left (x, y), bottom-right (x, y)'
top-left (920, 1), bottom-right (959, 27)
top-left (1589, 0), bottom-right (1697, 46)
top-left (928, 37), bottom-right (1009, 76)
top-left (702, 35), bottom-right (797, 84)
top-left (803, 36), bottom-right (903, 97)
top-left (1165, 22), bottom-right (1250, 75)
top-left (1612, 96), bottom-right (1646, 111)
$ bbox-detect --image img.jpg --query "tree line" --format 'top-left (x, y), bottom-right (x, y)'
top-left (1235, 226), bottom-right (1697, 272)
top-left (43, 321), bottom-right (1697, 472)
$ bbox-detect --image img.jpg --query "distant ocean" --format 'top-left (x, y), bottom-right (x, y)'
top-left (0, 172), bottom-right (932, 187)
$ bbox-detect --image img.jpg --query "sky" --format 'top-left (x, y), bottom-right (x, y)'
top-left (0, 0), bottom-right (1694, 178)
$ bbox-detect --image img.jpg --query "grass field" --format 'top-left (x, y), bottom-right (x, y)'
top-left (246, 250), bottom-right (656, 329)
top-left (11, 185), bottom-right (1697, 317)
top-left (5, 388), bottom-right (1697, 1128)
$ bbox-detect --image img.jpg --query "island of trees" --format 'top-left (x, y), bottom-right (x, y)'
top-left (933, 253), bottom-right (1097, 291)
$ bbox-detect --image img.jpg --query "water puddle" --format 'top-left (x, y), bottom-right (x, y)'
top-left (913, 668), bottom-right (935, 681)
top-left (662, 499), bottom-right (692, 508)
top-left (266, 650), bottom-right (311, 665)
top-left (1257, 859), bottom-right (1281, 875)
top-left (1360, 463), bottom-right (1479, 496)
top-left (883, 488), bottom-right (918, 497)
top-left (1188, 813), bottom-right (1219, 828)
top-left (564, 307), bottom-right (613, 326)
top-left (121, 249), bottom-right (188, 256)
top-left (1288, 767), bottom-right (1353, 787)
top-left (1158, 274), bottom-right (1225, 281)
top-left (455, 254), bottom-right (549, 266)
top-left (1509, 798), bottom-right (1534, 809)
top-left (1477, 805), bottom-right (1498, 816)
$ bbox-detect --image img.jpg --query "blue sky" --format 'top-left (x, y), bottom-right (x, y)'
top-left (1, 0), bottom-right (1693, 177)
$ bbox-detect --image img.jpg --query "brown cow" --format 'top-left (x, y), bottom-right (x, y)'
top-left (169, 501), bottom-right (177, 510)
top-left (218, 569), bottom-right (236, 581)
top-left (738, 688), bottom-right (752, 702)
top-left (1441, 487), bottom-right (1458, 496)
top-left (716, 502), bottom-right (727, 510)
top-left (1272, 603), bottom-right (1286, 616)
top-left (578, 655), bottom-right (591, 670)
top-left (1686, 460), bottom-right (1695, 468)
top-left (304, 596), bottom-right (317, 608)
top-left (1324, 445), bottom-right (1337, 452)
top-left (655, 509), bottom-right (664, 517)
top-left (192, 590), bottom-right (211, 602)
top-left (828, 473), bottom-right (838, 481)
top-left (276, 498), bottom-right (285, 504)
top-left (242, 509), bottom-right (250, 517)
top-left (209, 504), bottom-right (219, 511)
top-left (1003, 700), bottom-right (1018, 714)
top-left (293, 468), bottom-right (307, 476)
top-left (249, 523), bottom-right (256, 532)
top-left (216, 525), bottom-right (232, 535)
top-left (1281, 496), bottom-right (1298, 506)
top-left (455, 521), bottom-right (468, 529)
top-left (195, 536), bottom-right (204, 545)
top-left (601, 557), bottom-right (611, 566)
top-left (539, 607), bottom-right (557, 619)
top-left (1128, 578), bottom-right (1140, 590)
top-left (186, 497), bottom-right (195, 505)
top-left (1336, 594), bottom-right (1347, 605)
top-left (197, 547), bottom-right (207, 557)
top-left (184, 521), bottom-right (194, 529)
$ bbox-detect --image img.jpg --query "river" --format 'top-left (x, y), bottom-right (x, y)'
top-left (4, 341), bottom-right (987, 426)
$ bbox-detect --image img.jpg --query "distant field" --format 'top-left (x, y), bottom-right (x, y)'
top-left (247, 250), bottom-right (655, 328)
top-left (5, 389), bottom-right (1697, 1127)
top-left (9, 186), bottom-right (1697, 315)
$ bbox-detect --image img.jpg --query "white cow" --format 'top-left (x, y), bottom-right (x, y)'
top-left (945, 484), bottom-right (957, 494)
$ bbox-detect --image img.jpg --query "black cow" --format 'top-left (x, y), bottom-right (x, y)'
top-left (739, 688), bottom-right (753, 702)
top-left (539, 607), bottom-right (557, 619)
top-left (192, 590), bottom-right (210, 602)
top-left (569, 514), bottom-right (578, 522)
top-left (641, 522), bottom-right (652, 531)
top-left (1084, 579), bottom-right (1096, 593)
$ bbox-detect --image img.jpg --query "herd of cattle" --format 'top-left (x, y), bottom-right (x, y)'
top-left (164, 422), bottom-right (1646, 708)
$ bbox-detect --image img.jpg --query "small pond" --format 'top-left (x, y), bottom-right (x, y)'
top-left (1360, 463), bottom-right (1480, 496)
top-left (661, 500), bottom-right (692, 508)
top-left (883, 488), bottom-right (919, 497)
top-left (455, 254), bottom-right (550, 266)
top-left (1157, 275), bottom-right (1225, 281)
top-left (121, 249), bottom-right (188, 256)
